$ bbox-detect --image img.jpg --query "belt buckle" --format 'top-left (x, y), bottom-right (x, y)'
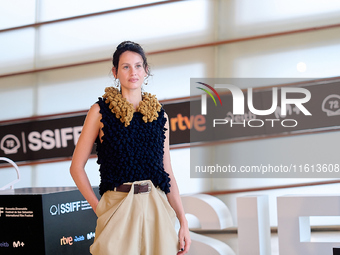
top-left (139, 182), bottom-right (151, 194)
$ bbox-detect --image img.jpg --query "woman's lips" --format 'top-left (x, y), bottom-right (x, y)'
top-left (129, 78), bottom-right (138, 82)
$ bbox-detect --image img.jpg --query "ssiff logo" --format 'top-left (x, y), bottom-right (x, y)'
top-left (0, 134), bottom-right (21, 154)
top-left (322, 94), bottom-right (340, 116)
top-left (50, 201), bottom-right (81, 216)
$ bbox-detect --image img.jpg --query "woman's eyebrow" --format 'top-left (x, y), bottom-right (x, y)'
top-left (120, 61), bottom-right (143, 65)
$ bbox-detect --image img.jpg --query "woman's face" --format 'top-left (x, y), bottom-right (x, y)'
top-left (113, 50), bottom-right (147, 92)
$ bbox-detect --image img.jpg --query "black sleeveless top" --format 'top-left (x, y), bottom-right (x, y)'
top-left (96, 97), bottom-right (171, 196)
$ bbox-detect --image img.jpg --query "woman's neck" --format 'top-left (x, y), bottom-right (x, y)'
top-left (121, 88), bottom-right (143, 110)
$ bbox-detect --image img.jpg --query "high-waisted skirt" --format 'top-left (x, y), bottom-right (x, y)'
top-left (90, 180), bottom-right (179, 255)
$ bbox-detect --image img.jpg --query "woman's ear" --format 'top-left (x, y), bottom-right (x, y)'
top-left (112, 67), bottom-right (117, 78)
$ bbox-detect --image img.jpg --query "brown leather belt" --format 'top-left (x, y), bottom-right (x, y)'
top-left (115, 183), bottom-right (151, 194)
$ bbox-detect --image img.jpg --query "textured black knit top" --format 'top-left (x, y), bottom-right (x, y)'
top-left (96, 95), bottom-right (171, 196)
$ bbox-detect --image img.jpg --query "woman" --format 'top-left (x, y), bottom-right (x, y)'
top-left (70, 41), bottom-right (191, 255)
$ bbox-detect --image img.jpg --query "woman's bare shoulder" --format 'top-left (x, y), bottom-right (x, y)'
top-left (87, 103), bottom-right (101, 118)
top-left (90, 102), bottom-right (100, 112)
top-left (82, 103), bottom-right (102, 128)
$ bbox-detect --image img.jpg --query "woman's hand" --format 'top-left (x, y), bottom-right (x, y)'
top-left (92, 199), bottom-right (99, 215)
top-left (177, 222), bottom-right (191, 254)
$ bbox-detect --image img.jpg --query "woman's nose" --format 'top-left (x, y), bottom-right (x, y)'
top-left (130, 67), bottom-right (136, 75)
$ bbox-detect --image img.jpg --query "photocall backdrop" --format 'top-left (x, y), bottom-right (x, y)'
top-left (0, 79), bottom-right (339, 167)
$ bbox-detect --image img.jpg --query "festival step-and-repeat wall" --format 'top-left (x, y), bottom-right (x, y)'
top-left (1, 79), bottom-right (340, 166)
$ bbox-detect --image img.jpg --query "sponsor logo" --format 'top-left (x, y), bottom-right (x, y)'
top-left (60, 235), bottom-right (85, 245)
top-left (0, 134), bottom-right (21, 154)
top-left (0, 126), bottom-right (82, 156)
top-left (169, 114), bottom-right (206, 132)
top-left (0, 207), bottom-right (4, 217)
top-left (87, 232), bottom-right (95, 240)
top-left (50, 200), bottom-right (91, 216)
top-left (13, 241), bottom-right (25, 248)
top-left (322, 94), bottom-right (340, 116)
top-left (60, 236), bottom-right (73, 246)
top-left (74, 235), bottom-right (85, 242)
top-left (50, 201), bottom-right (80, 216)
top-left (0, 242), bottom-right (9, 247)
top-left (27, 127), bottom-right (82, 152)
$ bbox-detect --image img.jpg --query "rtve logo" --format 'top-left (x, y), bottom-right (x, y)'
top-left (60, 235), bottom-right (85, 245)
top-left (60, 236), bottom-right (73, 246)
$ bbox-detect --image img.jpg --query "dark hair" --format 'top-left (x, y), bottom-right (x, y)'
top-left (112, 41), bottom-right (150, 77)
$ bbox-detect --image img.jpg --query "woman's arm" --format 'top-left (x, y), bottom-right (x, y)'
top-left (163, 112), bottom-right (191, 254)
top-left (70, 103), bottom-right (102, 213)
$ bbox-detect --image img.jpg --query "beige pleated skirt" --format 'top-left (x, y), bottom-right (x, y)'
top-left (90, 180), bottom-right (179, 255)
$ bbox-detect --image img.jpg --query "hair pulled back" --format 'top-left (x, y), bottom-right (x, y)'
top-left (112, 41), bottom-right (150, 77)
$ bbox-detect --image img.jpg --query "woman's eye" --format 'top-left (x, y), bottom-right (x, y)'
top-left (123, 66), bottom-right (129, 69)
top-left (136, 65), bottom-right (142, 68)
